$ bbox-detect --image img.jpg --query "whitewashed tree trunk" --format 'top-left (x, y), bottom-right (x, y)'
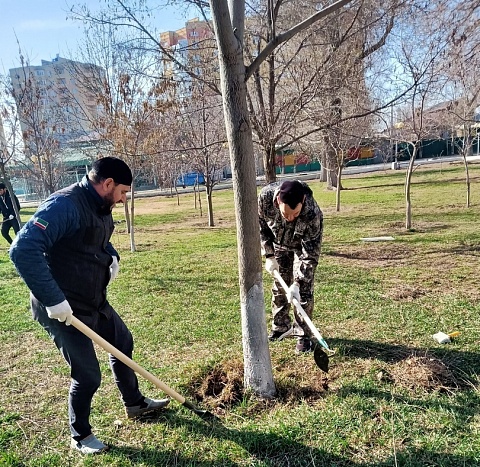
top-left (210, 0), bottom-right (276, 398)
top-left (335, 164), bottom-right (343, 212)
top-left (124, 199), bottom-right (131, 233)
top-left (463, 155), bottom-right (471, 208)
top-left (405, 143), bottom-right (418, 230)
top-left (129, 188), bottom-right (136, 252)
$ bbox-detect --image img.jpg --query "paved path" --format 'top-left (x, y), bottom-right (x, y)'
top-left (19, 155), bottom-right (480, 208)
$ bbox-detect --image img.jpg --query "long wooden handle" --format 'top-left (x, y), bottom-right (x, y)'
top-left (272, 269), bottom-right (331, 351)
top-left (70, 316), bottom-right (186, 404)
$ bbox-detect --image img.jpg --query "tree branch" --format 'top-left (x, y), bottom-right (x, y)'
top-left (245, 0), bottom-right (355, 80)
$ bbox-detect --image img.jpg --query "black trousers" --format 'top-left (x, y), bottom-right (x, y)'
top-left (35, 305), bottom-right (143, 439)
top-left (1, 218), bottom-right (20, 244)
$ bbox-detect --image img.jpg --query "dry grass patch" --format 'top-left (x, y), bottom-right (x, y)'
top-left (388, 354), bottom-right (463, 393)
top-left (187, 351), bottom-right (465, 417)
top-left (190, 355), bottom-right (330, 415)
top-left (329, 240), bottom-right (480, 300)
top-left (329, 242), bottom-right (414, 268)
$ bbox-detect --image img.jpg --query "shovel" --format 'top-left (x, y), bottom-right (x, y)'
top-left (272, 269), bottom-right (334, 373)
top-left (70, 316), bottom-right (218, 422)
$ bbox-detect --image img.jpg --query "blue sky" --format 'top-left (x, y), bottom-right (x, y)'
top-left (0, 0), bottom-right (193, 73)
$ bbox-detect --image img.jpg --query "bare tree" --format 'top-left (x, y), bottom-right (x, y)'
top-left (325, 107), bottom-right (373, 212)
top-left (394, 34), bottom-right (446, 229)
top-left (70, 22), bottom-right (178, 251)
top-left (0, 91), bottom-right (23, 224)
top-left (176, 85), bottom-right (229, 226)
top-left (7, 55), bottom-right (70, 196)
top-left (439, 12), bottom-right (480, 208)
top-left (243, 0), bottom-right (398, 185)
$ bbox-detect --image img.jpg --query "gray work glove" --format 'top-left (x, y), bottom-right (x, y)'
top-left (110, 256), bottom-right (119, 282)
top-left (265, 256), bottom-right (279, 274)
top-left (46, 300), bottom-right (73, 325)
top-left (8, 214), bottom-right (14, 220)
top-left (286, 282), bottom-right (300, 304)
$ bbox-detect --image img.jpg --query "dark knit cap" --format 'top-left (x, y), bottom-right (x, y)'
top-left (93, 157), bottom-right (132, 185)
top-left (278, 180), bottom-right (306, 209)
top-left (0, 183), bottom-right (5, 189)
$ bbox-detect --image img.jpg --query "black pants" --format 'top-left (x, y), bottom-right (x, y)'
top-left (35, 305), bottom-right (143, 439)
top-left (1, 218), bottom-right (20, 244)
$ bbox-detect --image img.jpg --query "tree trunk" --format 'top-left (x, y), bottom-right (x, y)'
top-left (335, 164), bottom-right (343, 212)
top-left (324, 142), bottom-right (339, 190)
top-left (124, 199), bottom-right (131, 234)
top-left (198, 185), bottom-right (203, 217)
top-left (175, 186), bottom-right (180, 206)
top-left (210, 0), bottom-right (276, 398)
top-left (319, 155), bottom-right (327, 182)
top-left (462, 153), bottom-right (470, 208)
top-left (405, 144), bottom-right (418, 230)
top-left (263, 144), bottom-right (277, 184)
top-left (206, 185), bottom-right (214, 227)
top-left (129, 187), bottom-right (136, 252)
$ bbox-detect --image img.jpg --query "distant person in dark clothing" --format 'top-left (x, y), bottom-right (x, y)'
top-left (0, 182), bottom-right (21, 244)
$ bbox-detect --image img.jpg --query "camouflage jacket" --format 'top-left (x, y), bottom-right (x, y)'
top-left (258, 181), bottom-right (323, 282)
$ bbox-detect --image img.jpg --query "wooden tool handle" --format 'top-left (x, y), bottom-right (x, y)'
top-left (70, 316), bottom-right (186, 404)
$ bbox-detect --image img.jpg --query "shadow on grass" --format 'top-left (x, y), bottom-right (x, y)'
top-left (334, 336), bottom-right (478, 365)
top-left (331, 339), bottom-right (480, 395)
top-left (106, 411), bottom-right (480, 466)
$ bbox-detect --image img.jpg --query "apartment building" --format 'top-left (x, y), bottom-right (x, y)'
top-left (9, 55), bottom-right (104, 148)
top-left (159, 18), bottom-right (215, 88)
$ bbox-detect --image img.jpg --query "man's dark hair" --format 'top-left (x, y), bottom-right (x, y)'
top-left (0, 183), bottom-right (6, 190)
top-left (90, 157), bottom-right (132, 186)
top-left (278, 180), bottom-right (306, 209)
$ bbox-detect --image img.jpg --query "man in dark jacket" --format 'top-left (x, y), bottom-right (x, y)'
top-left (10, 157), bottom-right (169, 455)
top-left (0, 182), bottom-right (21, 244)
top-left (258, 180), bottom-right (323, 354)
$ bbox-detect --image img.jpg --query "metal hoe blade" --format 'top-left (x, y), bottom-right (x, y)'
top-left (313, 344), bottom-right (330, 373)
top-left (272, 270), bottom-right (334, 373)
top-left (182, 401), bottom-right (220, 422)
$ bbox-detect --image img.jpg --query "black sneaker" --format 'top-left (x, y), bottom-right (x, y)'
top-left (295, 337), bottom-right (313, 354)
top-left (268, 328), bottom-right (293, 341)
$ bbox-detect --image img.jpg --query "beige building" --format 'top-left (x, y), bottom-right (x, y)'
top-left (160, 17), bottom-right (211, 48)
top-left (159, 18), bottom-right (213, 82)
top-left (9, 55), bottom-right (104, 147)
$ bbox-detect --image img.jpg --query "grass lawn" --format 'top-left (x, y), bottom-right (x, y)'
top-left (1, 162), bottom-right (480, 466)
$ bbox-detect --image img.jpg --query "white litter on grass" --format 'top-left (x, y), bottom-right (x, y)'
top-left (360, 236), bottom-right (395, 242)
top-left (432, 332), bottom-right (451, 344)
